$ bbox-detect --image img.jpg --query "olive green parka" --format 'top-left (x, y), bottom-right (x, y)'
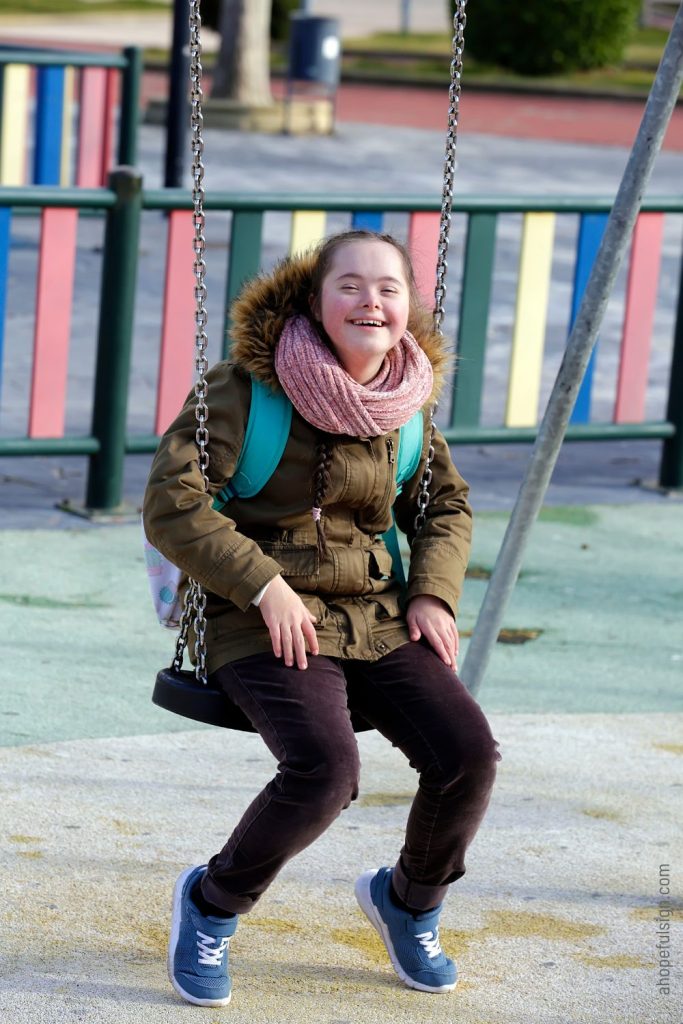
top-left (142, 250), bottom-right (472, 675)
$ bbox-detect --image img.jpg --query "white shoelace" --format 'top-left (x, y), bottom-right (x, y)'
top-left (196, 930), bottom-right (229, 966)
top-left (415, 928), bottom-right (442, 959)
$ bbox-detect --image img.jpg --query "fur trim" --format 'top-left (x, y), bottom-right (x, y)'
top-left (229, 248), bottom-right (450, 404)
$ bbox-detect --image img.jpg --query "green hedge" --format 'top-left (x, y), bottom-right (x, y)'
top-left (453, 0), bottom-right (641, 75)
top-left (200, 0), bottom-right (297, 41)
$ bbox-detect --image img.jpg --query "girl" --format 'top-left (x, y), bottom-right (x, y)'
top-left (143, 230), bottom-right (501, 1006)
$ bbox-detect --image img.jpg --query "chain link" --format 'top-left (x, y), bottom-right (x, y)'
top-left (433, 0), bottom-right (466, 337)
top-left (413, 404), bottom-right (436, 536)
top-left (175, 0), bottom-right (209, 684)
top-left (172, 578), bottom-right (197, 671)
top-left (414, 0), bottom-right (466, 537)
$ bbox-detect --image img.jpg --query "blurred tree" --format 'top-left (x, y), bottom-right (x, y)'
top-left (211, 0), bottom-right (273, 105)
top-left (271, 0), bottom-right (299, 41)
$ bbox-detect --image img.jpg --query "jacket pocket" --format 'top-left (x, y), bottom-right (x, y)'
top-left (369, 545), bottom-right (395, 584)
top-left (370, 588), bottom-right (403, 621)
top-left (259, 542), bottom-right (319, 590)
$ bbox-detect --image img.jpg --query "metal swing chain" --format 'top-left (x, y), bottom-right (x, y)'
top-left (175, 1), bottom-right (466, 667)
top-left (414, 0), bottom-right (466, 537)
top-left (173, 0), bottom-right (210, 683)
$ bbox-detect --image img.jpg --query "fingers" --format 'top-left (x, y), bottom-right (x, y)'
top-left (269, 618), bottom-right (319, 670)
top-left (425, 623), bottom-right (456, 668)
top-left (259, 580), bottom-right (318, 670)
top-left (413, 616), bottom-right (458, 670)
top-left (302, 617), bottom-right (320, 658)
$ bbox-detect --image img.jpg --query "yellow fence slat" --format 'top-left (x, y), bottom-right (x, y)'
top-left (0, 65), bottom-right (31, 185)
top-left (505, 212), bottom-right (556, 427)
top-left (289, 210), bottom-right (327, 255)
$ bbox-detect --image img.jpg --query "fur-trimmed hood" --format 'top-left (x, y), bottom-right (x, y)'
top-left (229, 249), bottom-right (449, 404)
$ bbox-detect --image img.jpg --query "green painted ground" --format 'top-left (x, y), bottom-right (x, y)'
top-left (0, 503), bottom-right (681, 747)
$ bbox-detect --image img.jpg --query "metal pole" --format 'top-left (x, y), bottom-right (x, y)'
top-left (119, 46), bottom-right (142, 167)
top-left (400, 0), bottom-right (411, 34)
top-left (658, 253), bottom-right (683, 488)
top-left (460, 7), bottom-right (683, 698)
top-left (86, 167), bottom-right (143, 511)
top-left (164, 0), bottom-right (189, 188)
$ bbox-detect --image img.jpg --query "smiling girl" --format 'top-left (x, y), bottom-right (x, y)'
top-left (143, 230), bottom-right (501, 1006)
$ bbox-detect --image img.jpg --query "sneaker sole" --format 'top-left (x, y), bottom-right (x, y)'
top-left (354, 869), bottom-right (457, 994)
top-left (168, 864), bottom-right (232, 1007)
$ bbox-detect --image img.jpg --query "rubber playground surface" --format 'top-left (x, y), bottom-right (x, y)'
top-left (1, 503), bottom-right (681, 1023)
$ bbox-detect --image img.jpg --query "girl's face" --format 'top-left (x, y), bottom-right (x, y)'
top-left (314, 240), bottom-right (410, 385)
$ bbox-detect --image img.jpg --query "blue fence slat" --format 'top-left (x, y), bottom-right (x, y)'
top-left (569, 212), bottom-right (608, 423)
top-left (33, 66), bottom-right (65, 185)
top-left (351, 211), bottom-right (384, 232)
top-left (0, 206), bottom-right (11, 398)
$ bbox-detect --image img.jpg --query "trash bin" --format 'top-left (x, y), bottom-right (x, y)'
top-left (285, 15), bottom-right (340, 133)
top-left (288, 15), bottom-right (341, 89)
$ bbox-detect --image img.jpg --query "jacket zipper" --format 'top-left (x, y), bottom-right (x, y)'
top-left (380, 436), bottom-right (396, 514)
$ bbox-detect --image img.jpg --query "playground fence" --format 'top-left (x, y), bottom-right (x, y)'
top-left (0, 168), bottom-right (681, 511)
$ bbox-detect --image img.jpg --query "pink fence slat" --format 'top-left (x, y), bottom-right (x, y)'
top-left (76, 67), bottom-right (108, 187)
top-left (100, 68), bottom-right (118, 186)
top-left (28, 208), bottom-right (78, 438)
top-left (155, 211), bottom-right (197, 435)
top-left (614, 213), bottom-right (665, 423)
top-left (407, 212), bottom-right (441, 306)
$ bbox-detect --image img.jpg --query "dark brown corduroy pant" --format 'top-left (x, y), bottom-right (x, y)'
top-left (201, 641), bottom-right (501, 916)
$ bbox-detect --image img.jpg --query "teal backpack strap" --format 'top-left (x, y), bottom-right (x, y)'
top-left (382, 409), bottom-right (425, 586)
top-left (213, 377), bottom-right (293, 509)
top-left (383, 515), bottom-right (407, 590)
top-left (394, 409), bottom-right (424, 494)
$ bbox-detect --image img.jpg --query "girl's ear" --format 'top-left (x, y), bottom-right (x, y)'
top-left (308, 292), bottom-right (320, 320)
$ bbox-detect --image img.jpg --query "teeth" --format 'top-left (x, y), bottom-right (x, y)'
top-left (352, 319), bottom-right (384, 326)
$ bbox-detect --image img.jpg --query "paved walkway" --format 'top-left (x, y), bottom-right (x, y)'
top-left (2, 7), bottom-right (683, 149)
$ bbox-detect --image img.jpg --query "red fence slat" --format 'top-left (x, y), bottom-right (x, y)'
top-left (28, 208), bottom-right (78, 438)
top-left (100, 68), bottom-right (118, 186)
top-left (614, 213), bottom-right (665, 423)
top-left (407, 211), bottom-right (441, 307)
top-left (76, 67), bottom-right (108, 187)
top-left (155, 210), bottom-right (196, 435)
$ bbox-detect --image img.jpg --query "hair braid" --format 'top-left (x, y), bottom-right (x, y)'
top-left (312, 438), bottom-right (333, 559)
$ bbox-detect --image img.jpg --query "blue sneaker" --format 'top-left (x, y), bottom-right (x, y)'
top-left (354, 866), bottom-right (457, 993)
top-left (168, 864), bottom-right (238, 1006)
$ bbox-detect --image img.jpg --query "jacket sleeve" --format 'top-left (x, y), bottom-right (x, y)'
top-left (142, 364), bottom-right (283, 611)
top-left (392, 415), bottom-right (472, 619)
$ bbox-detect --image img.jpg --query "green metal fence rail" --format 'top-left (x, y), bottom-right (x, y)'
top-left (0, 180), bottom-right (682, 512)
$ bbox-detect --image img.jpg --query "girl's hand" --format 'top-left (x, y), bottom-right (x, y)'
top-left (406, 594), bottom-right (459, 671)
top-left (257, 575), bottom-right (319, 670)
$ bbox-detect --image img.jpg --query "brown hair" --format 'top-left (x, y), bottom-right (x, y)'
top-left (312, 437), bottom-right (333, 559)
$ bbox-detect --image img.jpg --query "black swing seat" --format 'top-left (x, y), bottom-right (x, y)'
top-left (153, 666), bottom-right (372, 732)
top-left (153, 667), bottom-right (255, 731)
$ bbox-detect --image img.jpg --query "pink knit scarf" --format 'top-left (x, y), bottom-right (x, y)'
top-left (274, 315), bottom-right (433, 436)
